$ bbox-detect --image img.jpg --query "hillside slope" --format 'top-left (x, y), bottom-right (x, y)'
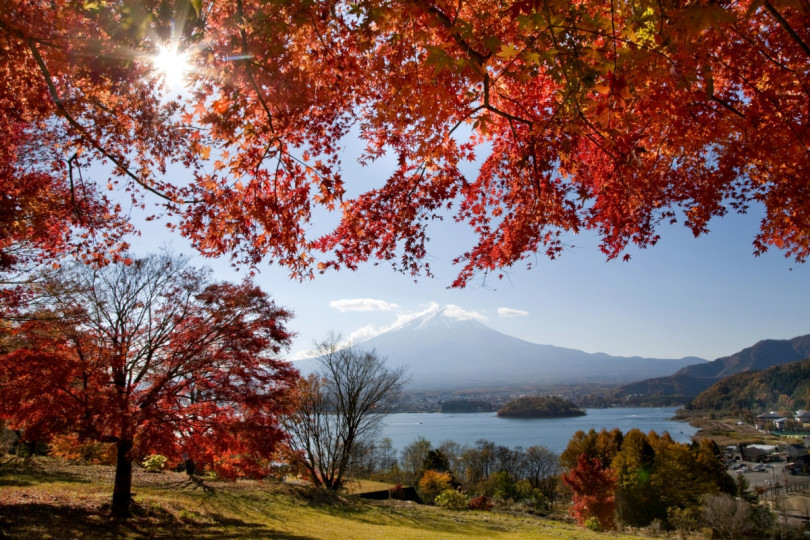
top-left (0, 457), bottom-right (646, 540)
top-left (615, 334), bottom-right (810, 400)
top-left (688, 357), bottom-right (810, 414)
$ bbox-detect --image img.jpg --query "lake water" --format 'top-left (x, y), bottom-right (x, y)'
top-left (380, 407), bottom-right (697, 454)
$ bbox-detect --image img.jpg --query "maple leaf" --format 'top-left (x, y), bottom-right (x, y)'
top-left (496, 44), bottom-right (521, 61)
top-left (0, 0), bottom-right (808, 287)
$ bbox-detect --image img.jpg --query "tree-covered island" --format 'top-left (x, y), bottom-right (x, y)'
top-left (497, 396), bottom-right (586, 419)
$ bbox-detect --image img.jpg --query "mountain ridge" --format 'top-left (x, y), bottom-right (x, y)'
top-left (614, 334), bottom-right (810, 400)
top-left (295, 307), bottom-right (707, 390)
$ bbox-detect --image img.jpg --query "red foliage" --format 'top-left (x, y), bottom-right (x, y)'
top-left (467, 495), bottom-right (494, 511)
top-left (562, 454), bottom-right (618, 530)
top-left (2, 2), bottom-right (810, 283)
top-left (0, 255), bottom-right (299, 514)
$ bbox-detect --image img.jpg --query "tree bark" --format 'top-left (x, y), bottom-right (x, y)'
top-left (184, 458), bottom-right (196, 477)
top-left (112, 439), bottom-right (133, 518)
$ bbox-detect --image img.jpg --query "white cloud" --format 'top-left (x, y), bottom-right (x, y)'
top-left (291, 349), bottom-right (317, 361)
top-left (385, 302), bottom-right (486, 328)
top-left (330, 298), bottom-right (399, 312)
top-left (346, 324), bottom-right (384, 344)
top-left (498, 307), bottom-right (529, 318)
top-left (346, 308), bottom-right (433, 344)
top-left (303, 302), bottom-right (489, 356)
top-left (442, 304), bottom-right (488, 322)
top-left (389, 302), bottom-right (441, 327)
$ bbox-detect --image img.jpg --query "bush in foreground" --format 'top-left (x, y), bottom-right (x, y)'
top-left (435, 489), bottom-right (468, 511)
top-left (142, 454), bottom-right (168, 473)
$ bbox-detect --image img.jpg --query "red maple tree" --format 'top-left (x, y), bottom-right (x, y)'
top-left (0, 254), bottom-right (299, 517)
top-left (562, 453), bottom-right (618, 530)
top-left (1, 1), bottom-right (809, 284)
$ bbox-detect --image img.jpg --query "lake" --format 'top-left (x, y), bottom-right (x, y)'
top-left (380, 406), bottom-right (697, 454)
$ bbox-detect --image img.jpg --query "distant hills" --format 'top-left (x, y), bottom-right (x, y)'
top-left (295, 307), bottom-right (706, 390)
top-left (615, 334), bottom-right (810, 402)
top-left (687, 357), bottom-right (810, 414)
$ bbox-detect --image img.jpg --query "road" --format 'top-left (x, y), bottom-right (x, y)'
top-left (728, 461), bottom-right (808, 491)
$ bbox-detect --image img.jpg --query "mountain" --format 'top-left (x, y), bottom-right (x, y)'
top-left (295, 307), bottom-right (706, 390)
top-left (688, 357), bottom-right (810, 414)
top-left (615, 334), bottom-right (810, 400)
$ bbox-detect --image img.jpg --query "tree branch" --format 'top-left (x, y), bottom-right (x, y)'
top-left (483, 76), bottom-right (532, 126)
top-left (762, 0), bottom-right (810, 59)
top-left (415, 1), bottom-right (488, 67)
top-left (26, 39), bottom-right (191, 204)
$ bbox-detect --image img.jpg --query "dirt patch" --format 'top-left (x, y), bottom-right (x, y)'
top-left (684, 416), bottom-right (778, 446)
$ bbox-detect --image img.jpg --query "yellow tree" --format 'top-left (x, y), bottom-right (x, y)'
top-left (611, 429), bottom-right (658, 526)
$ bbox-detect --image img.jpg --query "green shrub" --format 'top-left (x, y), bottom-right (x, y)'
top-left (667, 506), bottom-right (700, 535)
top-left (484, 471), bottom-right (517, 500)
top-left (142, 454), bottom-right (168, 473)
top-left (515, 479), bottom-right (549, 512)
top-left (435, 488), bottom-right (468, 511)
top-left (585, 516), bottom-right (602, 532)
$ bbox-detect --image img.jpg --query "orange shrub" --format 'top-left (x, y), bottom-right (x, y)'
top-left (49, 433), bottom-right (116, 465)
top-left (418, 470), bottom-right (452, 504)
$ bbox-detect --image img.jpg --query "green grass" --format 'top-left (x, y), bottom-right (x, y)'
top-left (0, 457), bottom-right (649, 539)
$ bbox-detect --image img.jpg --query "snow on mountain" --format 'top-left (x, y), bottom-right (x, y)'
top-left (294, 306), bottom-right (706, 390)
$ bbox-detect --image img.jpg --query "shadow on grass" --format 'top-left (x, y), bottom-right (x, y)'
top-left (0, 467), bottom-right (93, 487)
top-left (0, 503), bottom-right (316, 540)
top-left (0, 477), bottom-right (34, 487)
top-left (184, 475), bottom-right (216, 493)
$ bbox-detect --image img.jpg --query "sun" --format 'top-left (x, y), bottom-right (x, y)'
top-left (151, 44), bottom-right (192, 87)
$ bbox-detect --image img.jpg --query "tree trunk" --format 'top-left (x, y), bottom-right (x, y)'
top-left (112, 439), bottom-right (133, 518)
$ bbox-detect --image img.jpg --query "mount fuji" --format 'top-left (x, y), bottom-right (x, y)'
top-left (295, 307), bottom-right (706, 390)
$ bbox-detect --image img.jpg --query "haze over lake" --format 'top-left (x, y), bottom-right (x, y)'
top-left (381, 407), bottom-right (696, 454)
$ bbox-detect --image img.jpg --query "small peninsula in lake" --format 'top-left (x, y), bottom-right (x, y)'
top-left (497, 395), bottom-right (586, 419)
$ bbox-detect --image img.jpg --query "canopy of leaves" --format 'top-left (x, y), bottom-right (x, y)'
top-left (496, 395), bottom-right (585, 418)
top-left (2, 1), bottom-right (810, 284)
top-left (419, 469), bottom-right (453, 503)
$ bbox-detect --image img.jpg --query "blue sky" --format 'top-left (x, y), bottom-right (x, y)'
top-left (259, 209), bottom-right (809, 362)
top-left (118, 140), bottom-right (810, 365)
top-left (104, 53), bottom-right (810, 366)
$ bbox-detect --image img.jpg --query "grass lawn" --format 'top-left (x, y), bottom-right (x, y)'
top-left (684, 414), bottom-right (781, 446)
top-left (0, 457), bottom-right (649, 539)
